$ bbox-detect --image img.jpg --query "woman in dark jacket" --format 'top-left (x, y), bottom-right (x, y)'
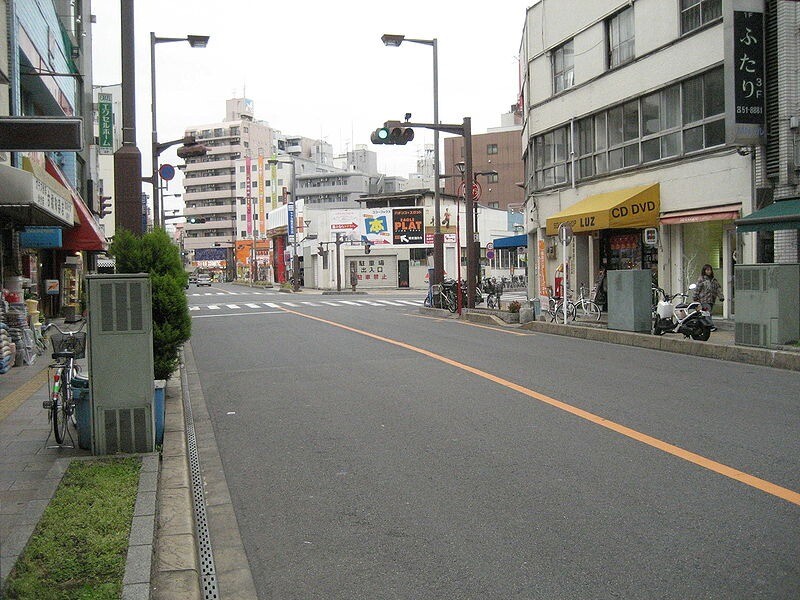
top-left (693, 264), bottom-right (724, 328)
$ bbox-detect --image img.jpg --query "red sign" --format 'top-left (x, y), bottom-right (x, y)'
top-left (457, 181), bottom-right (482, 201)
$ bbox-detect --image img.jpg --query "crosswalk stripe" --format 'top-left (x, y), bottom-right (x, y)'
top-left (300, 302), bottom-right (321, 306)
top-left (357, 300), bottom-right (384, 306)
top-left (321, 301), bottom-right (340, 306)
top-left (283, 302), bottom-right (300, 307)
top-left (246, 303), bottom-right (261, 308)
top-left (226, 304), bottom-right (240, 309)
top-left (264, 303), bottom-right (281, 308)
top-left (374, 300), bottom-right (403, 306)
top-left (396, 300), bottom-right (421, 305)
top-left (189, 306), bottom-right (200, 311)
top-left (339, 300), bottom-right (360, 306)
top-left (207, 305), bottom-right (220, 310)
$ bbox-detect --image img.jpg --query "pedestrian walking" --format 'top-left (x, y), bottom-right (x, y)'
top-left (693, 264), bottom-right (724, 329)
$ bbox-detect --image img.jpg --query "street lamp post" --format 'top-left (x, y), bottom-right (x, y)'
top-left (149, 32), bottom-right (209, 229)
top-left (381, 33), bottom-right (443, 287)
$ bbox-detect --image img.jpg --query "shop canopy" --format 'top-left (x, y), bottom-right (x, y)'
top-left (62, 193), bottom-right (108, 252)
top-left (660, 203), bottom-right (741, 225)
top-left (545, 183), bottom-right (660, 236)
top-left (492, 234), bottom-right (527, 249)
top-left (735, 198), bottom-right (800, 233)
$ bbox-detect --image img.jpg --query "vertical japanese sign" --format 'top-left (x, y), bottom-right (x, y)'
top-left (98, 93), bottom-right (113, 154)
top-left (257, 156), bottom-right (265, 236)
top-left (245, 156), bottom-right (253, 237)
top-left (270, 156), bottom-right (278, 210)
top-left (724, 0), bottom-right (765, 145)
top-left (537, 239), bottom-right (547, 298)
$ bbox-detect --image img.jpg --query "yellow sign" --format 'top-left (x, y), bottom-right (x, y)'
top-left (546, 183), bottom-right (660, 236)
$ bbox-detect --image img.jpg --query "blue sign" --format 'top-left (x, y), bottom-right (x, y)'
top-left (159, 164), bottom-right (176, 181)
top-left (288, 207), bottom-right (295, 236)
top-left (195, 247), bottom-right (228, 261)
top-left (19, 227), bottom-right (62, 248)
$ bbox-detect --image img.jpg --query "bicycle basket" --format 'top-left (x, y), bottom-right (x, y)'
top-left (50, 331), bottom-right (87, 358)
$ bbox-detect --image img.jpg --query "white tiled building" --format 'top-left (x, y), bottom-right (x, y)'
top-left (520, 0), bottom-right (799, 318)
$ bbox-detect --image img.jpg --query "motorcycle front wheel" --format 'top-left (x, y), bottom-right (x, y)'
top-left (690, 326), bottom-right (711, 341)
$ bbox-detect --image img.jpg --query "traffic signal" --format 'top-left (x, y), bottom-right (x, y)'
top-left (99, 196), bottom-right (112, 217)
top-left (370, 125), bottom-right (414, 145)
top-left (317, 243), bottom-right (325, 257)
top-left (187, 217), bottom-right (206, 224)
top-left (176, 137), bottom-right (207, 159)
top-left (364, 241), bottom-right (372, 254)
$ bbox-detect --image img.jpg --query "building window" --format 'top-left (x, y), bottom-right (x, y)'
top-left (554, 66), bottom-right (725, 186)
top-left (488, 202), bottom-right (499, 209)
top-left (487, 173), bottom-right (499, 183)
top-left (241, 230), bottom-right (247, 238)
top-left (682, 67), bottom-right (725, 152)
top-left (533, 125), bottom-right (571, 189)
top-left (680, 0), bottom-right (722, 35)
top-left (487, 144), bottom-right (498, 155)
top-left (640, 84), bottom-right (681, 163)
top-left (552, 39), bottom-right (574, 94)
top-left (608, 6), bottom-right (635, 68)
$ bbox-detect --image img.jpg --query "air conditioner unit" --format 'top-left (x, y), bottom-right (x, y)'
top-left (734, 264), bottom-right (800, 347)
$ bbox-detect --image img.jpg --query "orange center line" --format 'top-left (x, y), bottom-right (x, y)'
top-left (279, 305), bottom-right (800, 507)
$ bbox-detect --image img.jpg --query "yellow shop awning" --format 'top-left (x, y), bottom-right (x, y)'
top-left (545, 183), bottom-right (660, 236)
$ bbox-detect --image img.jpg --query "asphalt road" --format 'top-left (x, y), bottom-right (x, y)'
top-left (188, 283), bottom-right (800, 600)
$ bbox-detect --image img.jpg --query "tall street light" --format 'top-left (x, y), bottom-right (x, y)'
top-left (381, 33), bottom-right (443, 287)
top-left (149, 33), bottom-right (209, 229)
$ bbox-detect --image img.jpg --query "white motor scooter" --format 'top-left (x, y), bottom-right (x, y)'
top-left (652, 283), bottom-right (714, 341)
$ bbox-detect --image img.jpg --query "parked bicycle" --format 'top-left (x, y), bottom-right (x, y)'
top-left (483, 278), bottom-right (503, 309)
top-left (43, 321), bottom-right (86, 445)
top-left (573, 283), bottom-right (602, 321)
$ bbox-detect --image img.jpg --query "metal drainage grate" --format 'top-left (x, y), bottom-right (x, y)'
top-left (182, 362), bottom-right (219, 600)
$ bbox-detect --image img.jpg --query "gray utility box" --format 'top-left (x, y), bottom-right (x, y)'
top-left (607, 269), bottom-right (652, 332)
top-left (86, 274), bottom-right (155, 454)
top-left (734, 264), bottom-right (800, 347)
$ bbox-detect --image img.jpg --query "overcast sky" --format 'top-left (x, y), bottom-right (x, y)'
top-left (91, 1), bottom-right (532, 214)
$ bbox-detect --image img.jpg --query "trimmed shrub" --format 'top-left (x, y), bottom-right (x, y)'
top-left (508, 300), bottom-right (521, 313)
top-left (110, 229), bottom-right (191, 380)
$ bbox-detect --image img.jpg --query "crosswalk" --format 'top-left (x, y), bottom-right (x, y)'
top-left (189, 298), bottom-right (422, 313)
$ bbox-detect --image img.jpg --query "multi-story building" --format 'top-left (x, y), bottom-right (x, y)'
top-left (0, 0), bottom-right (106, 319)
top-left (181, 98), bottom-right (274, 261)
top-left (519, 0), bottom-right (799, 318)
top-left (443, 108), bottom-right (525, 211)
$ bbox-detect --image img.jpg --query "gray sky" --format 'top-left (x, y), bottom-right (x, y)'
top-left (91, 1), bottom-right (531, 214)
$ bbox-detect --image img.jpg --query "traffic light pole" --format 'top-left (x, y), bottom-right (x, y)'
top-left (382, 117), bottom-right (475, 307)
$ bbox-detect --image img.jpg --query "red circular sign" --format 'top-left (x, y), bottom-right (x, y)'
top-left (457, 181), bottom-right (481, 201)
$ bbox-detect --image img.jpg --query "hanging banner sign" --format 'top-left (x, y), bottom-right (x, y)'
top-left (245, 156), bottom-right (252, 237)
top-left (392, 208), bottom-right (424, 244)
top-left (724, 0), bottom-right (766, 145)
top-left (98, 93), bottom-right (113, 154)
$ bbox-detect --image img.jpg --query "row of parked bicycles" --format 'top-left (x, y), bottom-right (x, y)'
top-left (424, 276), bottom-right (516, 313)
top-left (541, 284), bottom-right (603, 324)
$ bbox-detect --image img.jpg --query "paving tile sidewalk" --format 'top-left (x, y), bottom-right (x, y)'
top-left (0, 352), bottom-right (91, 584)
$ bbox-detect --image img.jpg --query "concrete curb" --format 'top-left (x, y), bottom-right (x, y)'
top-left (505, 318), bottom-right (800, 371)
top-left (122, 453), bottom-right (159, 600)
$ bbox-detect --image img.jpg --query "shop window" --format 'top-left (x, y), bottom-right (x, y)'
top-left (552, 39), bottom-right (574, 94)
top-left (681, 0), bottom-right (722, 35)
top-left (608, 6), bottom-right (635, 69)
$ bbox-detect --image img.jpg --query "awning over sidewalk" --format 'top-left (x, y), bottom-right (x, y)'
top-left (44, 157), bottom-right (108, 252)
top-left (545, 183), bottom-right (660, 236)
top-left (492, 234), bottom-right (527, 249)
top-left (735, 198), bottom-right (800, 233)
top-left (660, 203), bottom-right (741, 225)
top-left (0, 161), bottom-right (74, 226)
top-left (62, 193), bottom-right (108, 251)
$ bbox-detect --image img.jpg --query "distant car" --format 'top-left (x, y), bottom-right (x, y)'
top-left (189, 274), bottom-right (198, 284)
top-left (196, 274), bottom-right (212, 287)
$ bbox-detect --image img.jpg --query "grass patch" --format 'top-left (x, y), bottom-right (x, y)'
top-left (4, 457), bottom-right (142, 600)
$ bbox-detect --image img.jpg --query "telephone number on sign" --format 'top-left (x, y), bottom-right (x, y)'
top-left (737, 106), bottom-right (763, 115)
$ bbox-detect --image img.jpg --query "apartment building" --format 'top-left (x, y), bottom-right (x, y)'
top-left (520, 0), bottom-right (799, 318)
top-left (443, 108), bottom-right (525, 211)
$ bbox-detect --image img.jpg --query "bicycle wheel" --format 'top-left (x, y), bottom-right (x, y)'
top-left (581, 300), bottom-right (602, 321)
top-left (487, 294), bottom-right (497, 309)
top-left (53, 379), bottom-right (68, 444)
top-left (553, 302), bottom-right (576, 324)
top-left (444, 291), bottom-right (457, 313)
